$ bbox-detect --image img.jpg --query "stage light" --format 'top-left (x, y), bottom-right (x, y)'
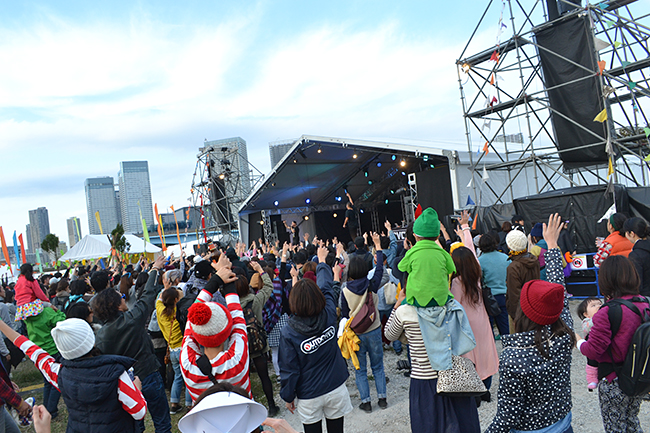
top-left (274, 201), bottom-right (279, 206)
top-left (391, 155), bottom-right (396, 161)
top-left (305, 198), bottom-right (311, 204)
top-left (304, 215), bottom-right (310, 221)
top-left (259, 220), bottom-right (264, 225)
top-left (271, 182), bottom-right (276, 187)
top-left (401, 171), bottom-right (406, 176)
top-left (385, 199), bottom-right (389, 204)
top-left (317, 145), bottom-right (322, 154)
top-left (462, 63), bottom-right (471, 73)
top-left (218, 173), bottom-right (225, 180)
top-left (335, 196), bottom-right (342, 202)
top-left (353, 153), bottom-right (358, 159)
top-left (360, 209), bottom-right (364, 214)
top-left (368, 180), bottom-right (373, 185)
top-left (400, 159), bottom-right (406, 167)
top-left (423, 155), bottom-right (429, 162)
top-left (364, 170), bottom-right (368, 177)
top-left (390, 189), bottom-right (395, 194)
top-left (430, 164), bottom-right (435, 168)
top-left (376, 162), bottom-right (382, 167)
top-left (333, 213), bottom-right (338, 218)
top-left (293, 158), bottom-right (297, 164)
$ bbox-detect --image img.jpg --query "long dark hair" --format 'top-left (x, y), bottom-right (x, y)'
top-left (598, 255), bottom-right (639, 300)
top-left (160, 287), bottom-right (180, 318)
top-left (451, 246), bottom-right (482, 306)
top-left (118, 274), bottom-right (133, 302)
top-left (134, 272), bottom-right (149, 299)
top-left (20, 263), bottom-right (34, 282)
top-left (514, 306), bottom-right (576, 359)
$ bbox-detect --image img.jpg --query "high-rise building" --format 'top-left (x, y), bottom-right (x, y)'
top-left (67, 217), bottom-right (82, 247)
top-left (58, 241), bottom-right (68, 255)
top-left (85, 177), bottom-right (120, 235)
top-left (25, 224), bottom-right (32, 253)
top-left (118, 161), bottom-right (154, 234)
top-left (28, 207), bottom-right (50, 253)
top-left (269, 139), bottom-right (296, 168)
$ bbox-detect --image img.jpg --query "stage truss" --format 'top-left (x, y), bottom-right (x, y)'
top-left (190, 140), bottom-right (265, 245)
top-left (458, 0), bottom-right (650, 205)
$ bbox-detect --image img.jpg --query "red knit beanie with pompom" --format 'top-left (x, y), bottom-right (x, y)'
top-left (520, 280), bottom-right (565, 326)
top-left (187, 302), bottom-right (233, 348)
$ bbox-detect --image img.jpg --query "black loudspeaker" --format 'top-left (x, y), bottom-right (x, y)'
top-left (535, 14), bottom-right (607, 168)
top-left (247, 212), bottom-right (264, 245)
top-left (415, 166), bottom-right (454, 219)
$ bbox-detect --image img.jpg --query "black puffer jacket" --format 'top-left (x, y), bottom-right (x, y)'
top-left (629, 239), bottom-right (650, 297)
top-left (95, 269), bottom-right (160, 380)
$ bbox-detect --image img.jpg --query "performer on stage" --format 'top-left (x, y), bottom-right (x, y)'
top-left (342, 192), bottom-right (359, 242)
top-left (283, 220), bottom-right (300, 246)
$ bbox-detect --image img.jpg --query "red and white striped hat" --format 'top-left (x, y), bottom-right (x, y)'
top-left (187, 302), bottom-right (233, 348)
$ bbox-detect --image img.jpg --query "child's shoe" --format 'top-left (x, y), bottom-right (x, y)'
top-left (588, 382), bottom-right (598, 391)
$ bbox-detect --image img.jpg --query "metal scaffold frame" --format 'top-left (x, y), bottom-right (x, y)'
top-left (457, 0), bottom-right (650, 204)
top-left (190, 142), bottom-right (265, 245)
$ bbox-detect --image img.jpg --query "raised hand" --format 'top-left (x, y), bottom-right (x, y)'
top-left (371, 232), bottom-right (382, 250)
top-left (543, 213), bottom-right (563, 250)
top-left (317, 245), bottom-right (328, 264)
top-left (384, 220), bottom-right (392, 232)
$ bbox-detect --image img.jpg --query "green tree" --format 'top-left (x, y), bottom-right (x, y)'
top-left (109, 224), bottom-right (130, 266)
top-left (41, 233), bottom-right (60, 267)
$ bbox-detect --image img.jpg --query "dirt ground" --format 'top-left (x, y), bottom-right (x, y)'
top-left (275, 300), bottom-right (650, 432)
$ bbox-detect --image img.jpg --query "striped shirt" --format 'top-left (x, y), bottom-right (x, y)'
top-left (384, 304), bottom-right (438, 380)
top-left (14, 335), bottom-right (147, 420)
top-left (180, 288), bottom-right (250, 401)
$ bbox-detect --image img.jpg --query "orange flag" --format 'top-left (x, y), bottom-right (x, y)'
top-left (18, 234), bottom-right (27, 264)
top-left (597, 60), bottom-right (606, 75)
top-left (0, 227), bottom-right (11, 274)
top-left (154, 204), bottom-right (167, 252)
top-left (483, 141), bottom-right (489, 153)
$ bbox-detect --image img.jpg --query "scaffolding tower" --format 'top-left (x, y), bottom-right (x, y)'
top-left (191, 138), bottom-right (265, 245)
top-left (457, 0), bottom-right (650, 205)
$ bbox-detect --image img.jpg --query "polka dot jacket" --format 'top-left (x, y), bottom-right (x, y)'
top-left (486, 248), bottom-right (574, 433)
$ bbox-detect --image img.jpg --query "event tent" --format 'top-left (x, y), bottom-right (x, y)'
top-left (60, 234), bottom-right (162, 262)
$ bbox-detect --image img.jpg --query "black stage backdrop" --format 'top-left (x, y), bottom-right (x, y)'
top-left (535, 14), bottom-right (607, 168)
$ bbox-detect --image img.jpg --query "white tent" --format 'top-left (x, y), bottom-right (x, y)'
top-left (60, 234), bottom-right (162, 262)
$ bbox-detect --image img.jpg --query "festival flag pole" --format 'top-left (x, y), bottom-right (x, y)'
top-left (154, 204), bottom-right (167, 253)
top-left (12, 231), bottom-right (21, 268)
top-left (0, 227), bottom-right (12, 276)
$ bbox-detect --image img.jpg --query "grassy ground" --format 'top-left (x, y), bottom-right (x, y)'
top-left (12, 358), bottom-right (277, 432)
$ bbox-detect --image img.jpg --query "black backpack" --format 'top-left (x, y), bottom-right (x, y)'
top-left (242, 300), bottom-right (267, 358)
top-left (605, 297), bottom-right (650, 397)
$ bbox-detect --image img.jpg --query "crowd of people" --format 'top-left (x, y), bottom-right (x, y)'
top-left (0, 207), bottom-right (648, 433)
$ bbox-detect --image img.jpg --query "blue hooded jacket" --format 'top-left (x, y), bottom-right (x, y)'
top-left (278, 263), bottom-right (349, 402)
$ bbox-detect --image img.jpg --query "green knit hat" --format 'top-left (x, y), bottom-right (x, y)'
top-left (413, 207), bottom-right (440, 238)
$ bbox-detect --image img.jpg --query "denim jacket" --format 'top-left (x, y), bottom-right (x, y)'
top-left (416, 299), bottom-right (476, 371)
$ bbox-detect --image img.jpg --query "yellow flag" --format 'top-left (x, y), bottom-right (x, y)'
top-left (594, 109), bottom-right (607, 123)
top-left (95, 211), bottom-right (103, 235)
top-left (607, 158), bottom-right (614, 177)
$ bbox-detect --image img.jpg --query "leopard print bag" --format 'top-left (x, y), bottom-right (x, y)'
top-left (436, 355), bottom-right (487, 397)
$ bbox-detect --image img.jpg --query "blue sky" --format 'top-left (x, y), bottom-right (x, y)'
top-left (0, 0), bottom-right (527, 243)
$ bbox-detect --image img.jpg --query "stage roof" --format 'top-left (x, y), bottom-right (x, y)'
top-left (239, 135), bottom-right (458, 215)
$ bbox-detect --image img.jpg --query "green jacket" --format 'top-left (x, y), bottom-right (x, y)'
top-left (398, 240), bottom-right (456, 307)
top-left (24, 307), bottom-right (67, 356)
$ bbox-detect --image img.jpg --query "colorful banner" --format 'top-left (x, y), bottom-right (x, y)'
top-left (95, 211), bottom-right (103, 235)
top-left (0, 227), bottom-right (12, 274)
top-left (154, 204), bottom-right (166, 252)
top-left (12, 231), bottom-right (21, 268)
top-left (18, 234), bottom-right (26, 264)
top-left (35, 249), bottom-right (43, 273)
top-left (74, 218), bottom-right (81, 241)
top-left (170, 205), bottom-right (183, 250)
top-left (138, 201), bottom-right (150, 244)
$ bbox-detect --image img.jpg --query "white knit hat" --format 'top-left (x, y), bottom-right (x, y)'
top-left (506, 230), bottom-right (528, 252)
top-left (51, 318), bottom-right (96, 360)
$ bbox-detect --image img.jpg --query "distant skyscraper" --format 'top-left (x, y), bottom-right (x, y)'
top-left (118, 161), bottom-right (154, 234)
top-left (269, 139), bottom-right (296, 168)
top-left (67, 217), bottom-right (82, 247)
top-left (25, 224), bottom-right (32, 253)
top-left (28, 207), bottom-right (50, 253)
top-left (85, 177), bottom-right (120, 235)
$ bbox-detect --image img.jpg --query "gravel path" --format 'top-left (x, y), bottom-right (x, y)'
top-left (273, 300), bottom-right (649, 432)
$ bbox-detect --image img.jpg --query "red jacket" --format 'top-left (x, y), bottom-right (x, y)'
top-left (579, 295), bottom-right (646, 381)
top-left (14, 275), bottom-right (49, 306)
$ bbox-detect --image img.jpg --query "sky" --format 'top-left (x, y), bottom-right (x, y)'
top-left (0, 0), bottom-right (530, 245)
